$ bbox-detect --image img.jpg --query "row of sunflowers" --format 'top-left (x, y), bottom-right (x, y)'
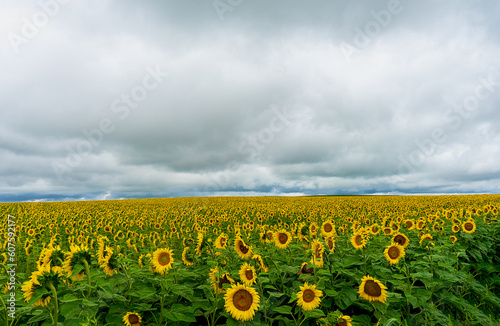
top-left (1, 194), bottom-right (499, 325)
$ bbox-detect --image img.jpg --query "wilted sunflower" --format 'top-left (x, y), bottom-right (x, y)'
top-left (224, 283), bottom-right (260, 321)
top-left (252, 254), bottom-right (269, 273)
top-left (392, 233), bottom-right (409, 248)
top-left (151, 248), bottom-right (174, 275)
top-left (462, 220), bottom-right (476, 234)
top-left (383, 242), bottom-right (405, 265)
top-left (239, 262), bottom-right (257, 286)
top-left (209, 267), bottom-right (234, 293)
top-left (234, 237), bottom-right (252, 259)
top-left (123, 312), bottom-right (142, 326)
top-left (182, 246), bottom-right (194, 266)
top-left (358, 275), bottom-right (387, 303)
top-left (273, 229), bottom-right (292, 249)
top-left (350, 232), bottom-right (367, 250)
top-left (296, 282), bottom-right (322, 311)
top-left (215, 233), bottom-right (229, 250)
top-left (320, 220), bottom-right (336, 237)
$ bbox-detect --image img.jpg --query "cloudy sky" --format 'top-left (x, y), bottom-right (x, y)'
top-left (1, 0), bottom-right (500, 202)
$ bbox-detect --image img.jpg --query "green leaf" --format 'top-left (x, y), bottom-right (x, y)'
top-left (304, 308), bottom-right (325, 319)
top-left (272, 305), bottom-right (293, 315)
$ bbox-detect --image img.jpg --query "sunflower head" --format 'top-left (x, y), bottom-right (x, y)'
top-left (123, 312), bottom-right (142, 326)
top-left (239, 262), bottom-right (257, 286)
top-left (350, 232), bottom-right (367, 250)
top-left (210, 267), bottom-right (234, 293)
top-left (462, 220), bottom-right (476, 234)
top-left (224, 283), bottom-right (260, 321)
top-left (234, 237), bottom-right (252, 259)
top-left (321, 220), bottom-right (336, 237)
top-left (273, 229), bottom-right (292, 249)
top-left (358, 275), bottom-right (387, 303)
top-left (392, 233), bottom-right (409, 248)
top-left (182, 246), bottom-right (194, 266)
top-left (151, 248), bottom-right (174, 275)
top-left (296, 282), bottom-right (322, 311)
top-left (383, 242), bottom-right (405, 265)
top-left (215, 233), bottom-right (229, 249)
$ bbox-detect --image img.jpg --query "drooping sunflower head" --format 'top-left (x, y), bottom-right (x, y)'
top-left (182, 246), bottom-right (194, 266)
top-left (224, 283), bottom-right (260, 321)
top-left (358, 275), bottom-right (387, 303)
top-left (252, 254), bottom-right (269, 273)
top-left (419, 233), bottom-right (433, 246)
top-left (298, 262), bottom-right (314, 276)
top-left (392, 233), bottom-right (409, 248)
top-left (309, 222), bottom-right (318, 239)
top-left (209, 267), bottom-right (234, 293)
top-left (151, 248), bottom-right (174, 275)
top-left (123, 312), bottom-right (142, 326)
top-left (239, 262), bottom-right (257, 286)
top-left (62, 244), bottom-right (91, 281)
top-left (462, 220), bottom-right (476, 234)
top-left (100, 246), bottom-right (119, 276)
top-left (449, 235), bottom-right (457, 244)
top-left (273, 229), bottom-right (292, 249)
top-left (325, 236), bottom-right (335, 253)
top-left (296, 282), bottom-right (322, 311)
top-left (384, 242), bottom-right (405, 265)
top-left (196, 232), bottom-right (205, 256)
top-left (234, 237), bottom-right (252, 259)
top-left (215, 233), bottom-right (229, 250)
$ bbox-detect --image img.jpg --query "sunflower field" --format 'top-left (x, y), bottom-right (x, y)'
top-left (1, 195), bottom-right (500, 326)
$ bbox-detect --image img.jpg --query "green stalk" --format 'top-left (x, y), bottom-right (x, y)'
top-left (47, 282), bottom-right (58, 326)
top-left (82, 259), bottom-right (92, 298)
top-left (0, 296), bottom-right (8, 326)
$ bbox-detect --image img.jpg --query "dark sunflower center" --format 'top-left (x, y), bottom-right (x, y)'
top-left (245, 269), bottom-right (253, 280)
top-left (464, 222), bottom-right (473, 231)
top-left (388, 246), bottom-right (400, 259)
top-left (323, 223), bottom-right (332, 232)
top-left (128, 314), bottom-right (139, 323)
top-left (233, 289), bottom-right (253, 311)
top-left (394, 235), bottom-right (406, 246)
top-left (406, 221), bottom-right (413, 227)
top-left (239, 243), bottom-right (249, 254)
top-left (364, 280), bottom-right (382, 297)
top-left (301, 264), bottom-right (314, 274)
top-left (278, 233), bottom-right (288, 244)
top-left (335, 320), bottom-right (347, 326)
top-left (220, 237), bottom-right (226, 246)
top-left (327, 238), bottom-right (334, 250)
top-left (355, 235), bottom-right (363, 245)
top-left (267, 232), bottom-right (273, 240)
top-left (158, 252), bottom-right (170, 266)
top-left (303, 289), bottom-right (315, 302)
top-left (219, 274), bottom-right (231, 289)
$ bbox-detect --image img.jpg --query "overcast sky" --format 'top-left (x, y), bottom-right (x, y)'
top-left (1, 0), bottom-right (500, 202)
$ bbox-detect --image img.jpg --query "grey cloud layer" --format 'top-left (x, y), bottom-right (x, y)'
top-left (1, 0), bottom-right (500, 201)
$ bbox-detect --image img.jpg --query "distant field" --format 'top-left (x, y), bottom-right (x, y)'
top-left (1, 195), bottom-right (499, 325)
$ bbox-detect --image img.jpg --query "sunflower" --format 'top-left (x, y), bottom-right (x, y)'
top-left (321, 220), bottom-right (336, 237)
top-left (298, 262), bottom-right (315, 276)
top-left (63, 244), bottom-right (91, 281)
top-left (151, 248), bottom-right (174, 275)
top-left (215, 233), bottom-right (229, 250)
top-left (382, 227), bottom-right (393, 236)
top-left (310, 239), bottom-right (324, 268)
top-left (22, 263), bottom-right (64, 306)
top-left (239, 262), bottom-right (257, 286)
top-left (358, 275), bottom-right (387, 303)
top-left (419, 233), bottom-right (433, 246)
top-left (309, 222), bottom-right (318, 239)
top-left (100, 246), bottom-right (119, 276)
top-left (123, 312), bottom-right (142, 326)
top-left (336, 315), bottom-right (353, 326)
top-left (392, 233), bottom-right (409, 248)
top-left (350, 232), bottom-right (367, 250)
top-left (384, 242), bottom-right (405, 265)
top-left (252, 254), bottom-right (269, 273)
top-left (449, 235), bottom-right (457, 244)
top-left (273, 229), bottom-right (292, 249)
top-left (462, 220), bottom-right (476, 234)
top-left (296, 282), bottom-right (322, 311)
top-left (403, 219), bottom-right (415, 230)
top-left (234, 237), bottom-right (252, 259)
top-left (325, 236), bottom-right (335, 253)
top-left (182, 246), bottom-right (194, 266)
top-left (209, 267), bottom-right (234, 293)
top-left (416, 219), bottom-right (426, 230)
top-left (452, 224), bottom-right (460, 233)
top-left (224, 283), bottom-right (260, 321)
top-left (196, 232), bottom-right (205, 256)
top-left (369, 223), bottom-right (380, 235)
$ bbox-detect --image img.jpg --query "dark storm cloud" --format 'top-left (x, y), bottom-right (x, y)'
top-left (1, 0), bottom-right (499, 202)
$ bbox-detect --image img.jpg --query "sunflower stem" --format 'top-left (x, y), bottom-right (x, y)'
top-left (47, 281), bottom-right (58, 326)
top-left (82, 259), bottom-right (92, 298)
top-left (0, 296), bottom-right (8, 326)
